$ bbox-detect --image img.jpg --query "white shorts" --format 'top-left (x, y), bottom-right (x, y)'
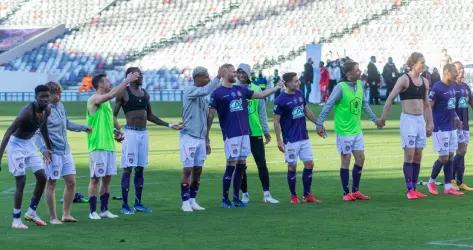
top-left (121, 128), bottom-right (148, 168)
top-left (6, 136), bottom-right (44, 177)
top-left (432, 131), bottom-right (458, 156)
top-left (180, 134), bottom-right (206, 168)
top-left (46, 151), bottom-right (76, 180)
top-left (400, 113), bottom-right (426, 149)
top-left (284, 139), bottom-right (313, 165)
top-left (224, 135), bottom-right (251, 161)
top-left (89, 151), bottom-right (116, 178)
top-left (336, 134), bottom-right (365, 154)
top-left (457, 130), bottom-right (470, 144)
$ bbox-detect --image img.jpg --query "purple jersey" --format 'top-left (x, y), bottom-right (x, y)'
top-left (454, 82), bottom-right (472, 131)
top-left (273, 90), bottom-right (309, 144)
top-left (210, 85), bottom-right (254, 139)
top-left (429, 81), bottom-right (457, 132)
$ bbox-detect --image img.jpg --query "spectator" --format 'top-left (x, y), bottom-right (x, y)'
top-left (272, 69), bottom-right (281, 99)
top-left (382, 57), bottom-right (400, 99)
top-left (303, 58), bottom-right (314, 101)
top-left (431, 67), bottom-right (441, 84)
top-left (319, 61), bottom-right (330, 103)
top-left (367, 56), bottom-right (381, 105)
top-left (78, 74), bottom-right (93, 92)
top-left (421, 65), bottom-right (432, 87)
top-left (439, 48), bottom-right (452, 71)
top-left (255, 70), bottom-right (267, 90)
top-left (328, 60), bottom-right (341, 95)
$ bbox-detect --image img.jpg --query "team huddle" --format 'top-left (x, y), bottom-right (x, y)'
top-left (0, 52), bottom-right (471, 229)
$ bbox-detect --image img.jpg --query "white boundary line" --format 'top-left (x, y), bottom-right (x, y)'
top-left (428, 238), bottom-right (473, 248)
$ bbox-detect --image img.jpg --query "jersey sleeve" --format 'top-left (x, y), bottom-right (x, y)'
top-left (273, 99), bottom-right (284, 115)
top-left (243, 86), bottom-right (254, 99)
top-left (210, 90), bottom-right (218, 109)
top-left (428, 84), bottom-right (438, 102)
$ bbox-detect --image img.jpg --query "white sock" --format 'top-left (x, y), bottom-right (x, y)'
top-left (189, 198), bottom-right (195, 203)
top-left (243, 192), bottom-right (249, 196)
top-left (26, 207), bottom-right (36, 217)
top-left (263, 191), bottom-right (271, 197)
top-left (429, 178), bottom-right (436, 184)
top-left (445, 183), bottom-right (452, 189)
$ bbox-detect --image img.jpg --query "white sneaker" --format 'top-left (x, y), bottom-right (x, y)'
top-left (181, 200), bottom-right (193, 212)
top-left (263, 192), bottom-right (280, 204)
top-left (12, 219), bottom-right (28, 229)
top-left (99, 210), bottom-right (119, 219)
top-left (241, 192), bottom-right (250, 204)
top-left (24, 213), bottom-right (47, 226)
top-left (89, 212), bottom-right (101, 220)
top-left (189, 198), bottom-right (205, 211)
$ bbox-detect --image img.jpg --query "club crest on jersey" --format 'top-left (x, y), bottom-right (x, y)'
top-left (345, 145), bottom-right (351, 151)
top-left (447, 97), bottom-right (456, 109)
top-left (230, 99), bottom-right (243, 112)
top-left (409, 140), bottom-right (414, 146)
top-left (289, 154), bottom-right (295, 160)
top-left (128, 153), bottom-right (134, 164)
top-left (350, 97), bottom-right (362, 115)
top-left (444, 142), bottom-right (449, 147)
top-left (292, 105), bottom-right (304, 119)
top-left (53, 170), bottom-right (59, 177)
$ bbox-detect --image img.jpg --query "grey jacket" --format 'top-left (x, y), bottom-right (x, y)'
top-left (35, 102), bottom-right (88, 154)
top-left (181, 77), bottom-right (220, 139)
top-left (316, 81), bottom-right (377, 128)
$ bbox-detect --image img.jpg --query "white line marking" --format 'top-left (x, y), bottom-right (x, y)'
top-left (428, 238), bottom-right (473, 248)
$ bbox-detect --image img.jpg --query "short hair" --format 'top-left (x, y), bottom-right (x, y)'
top-left (370, 56), bottom-right (376, 60)
top-left (342, 60), bottom-right (359, 75)
top-left (44, 81), bottom-right (62, 94)
top-left (92, 74), bottom-right (107, 89)
top-left (220, 63), bottom-right (234, 71)
top-left (35, 85), bottom-right (50, 96)
top-left (443, 63), bottom-right (456, 74)
top-left (192, 66), bottom-right (209, 79)
top-left (319, 61), bottom-right (325, 67)
top-left (453, 61), bottom-right (463, 67)
top-left (125, 67), bottom-right (141, 77)
top-left (282, 72), bottom-right (297, 83)
top-left (406, 52), bottom-right (424, 69)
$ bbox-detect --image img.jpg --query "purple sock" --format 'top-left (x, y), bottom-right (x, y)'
top-left (430, 160), bottom-right (443, 180)
top-left (443, 160), bottom-right (453, 184)
top-left (457, 155), bottom-right (465, 185)
top-left (100, 193), bottom-right (110, 212)
top-left (412, 163), bottom-right (420, 190)
top-left (190, 181), bottom-right (199, 199)
top-left (29, 197), bottom-right (40, 211)
top-left (352, 164), bottom-right (363, 192)
top-left (287, 170), bottom-right (296, 196)
top-left (134, 168), bottom-right (144, 205)
top-left (181, 183), bottom-right (190, 201)
top-left (302, 168), bottom-right (313, 196)
top-left (222, 165), bottom-right (235, 200)
top-left (233, 164), bottom-right (245, 200)
top-left (121, 171), bottom-right (131, 207)
top-left (403, 162), bottom-right (414, 191)
top-left (89, 196), bottom-right (97, 213)
top-left (340, 168), bottom-right (349, 194)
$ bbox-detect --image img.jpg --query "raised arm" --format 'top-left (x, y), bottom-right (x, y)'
top-left (89, 72), bottom-right (140, 107)
top-left (186, 77), bottom-right (221, 99)
top-left (252, 85), bottom-right (281, 99)
top-left (113, 92), bottom-right (124, 131)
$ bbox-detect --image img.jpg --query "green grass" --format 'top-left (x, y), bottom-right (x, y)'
top-left (0, 102), bottom-right (471, 249)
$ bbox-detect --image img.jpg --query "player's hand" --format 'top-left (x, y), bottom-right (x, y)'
top-left (264, 133), bottom-right (271, 144)
top-left (125, 72), bottom-right (141, 84)
top-left (426, 123), bottom-right (433, 137)
top-left (85, 126), bottom-right (93, 133)
top-left (43, 150), bottom-right (52, 165)
top-left (316, 126), bottom-right (326, 138)
top-left (114, 129), bottom-right (125, 143)
top-left (277, 141), bottom-right (285, 153)
top-left (170, 122), bottom-right (183, 130)
top-left (206, 143), bottom-right (211, 155)
top-left (276, 81), bottom-right (284, 89)
top-left (375, 119), bottom-right (384, 129)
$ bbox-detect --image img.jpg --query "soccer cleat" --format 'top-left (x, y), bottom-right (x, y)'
top-left (241, 193), bottom-right (250, 204)
top-left (99, 210), bottom-right (119, 219)
top-left (221, 198), bottom-right (234, 208)
top-left (49, 219), bottom-right (63, 225)
top-left (444, 188), bottom-right (464, 196)
top-left (413, 190), bottom-right (427, 198)
top-left (451, 180), bottom-right (460, 191)
top-left (352, 191), bottom-right (370, 200)
top-left (343, 193), bottom-right (356, 201)
top-left (134, 204), bottom-right (152, 213)
top-left (181, 200), bottom-right (193, 212)
top-left (121, 205), bottom-right (135, 215)
top-left (189, 198), bottom-right (205, 211)
top-left (459, 183), bottom-right (473, 191)
top-left (406, 191), bottom-right (419, 200)
top-left (88, 212), bottom-right (101, 220)
top-left (12, 220), bottom-right (28, 229)
top-left (290, 195), bottom-right (300, 205)
top-left (263, 195), bottom-right (280, 204)
top-left (24, 213), bottom-right (47, 226)
top-left (302, 194), bottom-right (321, 204)
top-left (427, 182), bottom-right (438, 195)
top-left (233, 199), bottom-right (247, 208)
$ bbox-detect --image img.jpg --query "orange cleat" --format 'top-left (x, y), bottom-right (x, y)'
top-left (343, 193), bottom-right (356, 201)
top-left (302, 194), bottom-right (321, 204)
top-left (413, 190), bottom-right (427, 198)
top-left (444, 188), bottom-right (464, 196)
top-left (406, 190), bottom-right (419, 200)
top-left (352, 191), bottom-right (370, 200)
top-left (428, 182), bottom-right (438, 195)
top-left (290, 195), bottom-right (300, 205)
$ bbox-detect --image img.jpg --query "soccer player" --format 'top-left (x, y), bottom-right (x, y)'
top-left (180, 66), bottom-right (220, 212)
top-left (451, 61), bottom-right (473, 191)
top-left (0, 85), bottom-right (52, 229)
top-left (113, 67), bottom-right (181, 215)
top-left (427, 64), bottom-right (463, 196)
top-left (87, 71), bottom-right (140, 220)
top-left (236, 63), bottom-right (279, 204)
top-left (316, 60), bottom-right (382, 201)
top-left (35, 82), bottom-right (91, 224)
top-left (380, 52), bottom-right (433, 200)
top-left (207, 64), bottom-right (280, 208)
top-left (274, 72), bottom-right (321, 205)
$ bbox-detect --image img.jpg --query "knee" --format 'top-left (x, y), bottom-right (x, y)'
top-left (65, 179), bottom-right (76, 190)
top-left (439, 157), bottom-right (449, 165)
top-left (135, 167), bottom-right (144, 175)
top-left (47, 180), bottom-right (57, 190)
top-left (355, 155), bottom-right (365, 166)
top-left (304, 161), bottom-right (314, 170)
top-left (288, 165), bottom-right (296, 172)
